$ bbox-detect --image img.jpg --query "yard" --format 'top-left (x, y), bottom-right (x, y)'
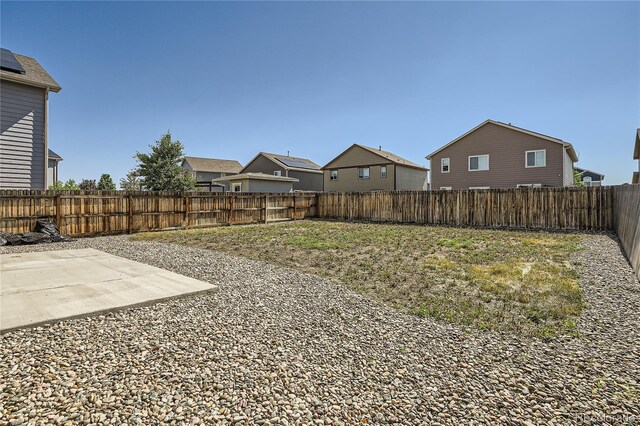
top-left (132, 220), bottom-right (582, 337)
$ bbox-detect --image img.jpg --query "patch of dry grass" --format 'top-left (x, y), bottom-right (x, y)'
top-left (131, 220), bottom-right (583, 337)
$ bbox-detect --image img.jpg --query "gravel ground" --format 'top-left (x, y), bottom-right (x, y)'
top-left (1, 232), bottom-right (638, 425)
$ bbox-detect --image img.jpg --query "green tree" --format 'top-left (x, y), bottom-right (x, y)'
top-left (49, 179), bottom-right (80, 190)
top-left (79, 179), bottom-right (97, 190)
top-left (573, 169), bottom-right (586, 187)
top-left (97, 174), bottom-right (116, 190)
top-left (119, 170), bottom-right (143, 191)
top-left (134, 131), bottom-right (195, 191)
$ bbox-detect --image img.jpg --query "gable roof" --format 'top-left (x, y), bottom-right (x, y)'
top-left (574, 167), bottom-right (605, 180)
top-left (426, 120), bottom-right (579, 162)
top-left (182, 156), bottom-right (243, 174)
top-left (323, 144), bottom-right (428, 171)
top-left (48, 149), bottom-right (63, 161)
top-left (634, 128), bottom-right (639, 160)
top-left (0, 51), bottom-right (61, 92)
top-left (242, 152), bottom-right (323, 174)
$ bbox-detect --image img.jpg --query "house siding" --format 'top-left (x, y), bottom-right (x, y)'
top-left (242, 154), bottom-right (322, 191)
top-left (227, 177), bottom-right (294, 193)
top-left (0, 80), bottom-right (46, 189)
top-left (395, 165), bottom-right (427, 191)
top-left (323, 164), bottom-right (396, 192)
top-left (430, 122), bottom-right (566, 190)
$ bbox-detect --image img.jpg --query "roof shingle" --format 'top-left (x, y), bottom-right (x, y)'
top-left (183, 157), bottom-right (243, 174)
top-left (0, 52), bottom-right (61, 92)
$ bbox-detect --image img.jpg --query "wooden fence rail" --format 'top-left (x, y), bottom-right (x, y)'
top-left (0, 190), bottom-right (317, 237)
top-left (317, 187), bottom-right (615, 231)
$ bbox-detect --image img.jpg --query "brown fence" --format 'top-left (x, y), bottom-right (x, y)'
top-left (317, 187), bottom-right (615, 230)
top-left (0, 190), bottom-right (317, 237)
top-left (613, 185), bottom-right (640, 279)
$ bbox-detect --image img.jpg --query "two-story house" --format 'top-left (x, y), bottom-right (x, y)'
top-left (241, 152), bottom-right (323, 191)
top-left (574, 167), bottom-right (605, 187)
top-left (427, 120), bottom-right (579, 190)
top-left (181, 156), bottom-right (242, 191)
top-left (323, 144), bottom-right (428, 192)
top-left (1, 48), bottom-right (62, 189)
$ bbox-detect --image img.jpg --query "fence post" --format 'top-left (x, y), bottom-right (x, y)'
top-left (55, 193), bottom-right (61, 229)
top-left (127, 194), bottom-right (133, 234)
top-left (184, 194), bottom-right (190, 229)
top-left (229, 195), bottom-right (234, 225)
top-left (264, 195), bottom-right (269, 223)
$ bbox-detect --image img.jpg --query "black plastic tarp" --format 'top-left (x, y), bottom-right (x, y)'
top-left (0, 219), bottom-right (72, 246)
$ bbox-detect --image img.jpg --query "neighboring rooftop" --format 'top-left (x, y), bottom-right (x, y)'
top-left (245, 152), bottom-right (323, 174)
top-left (574, 167), bottom-right (604, 180)
top-left (212, 172), bottom-right (299, 183)
top-left (182, 157), bottom-right (243, 174)
top-left (0, 49), bottom-right (61, 92)
top-left (427, 119), bottom-right (579, 162)
top-left (323, 143), bottom-right (428, 171)
top-left (48, 149), bottom-right (63, 161)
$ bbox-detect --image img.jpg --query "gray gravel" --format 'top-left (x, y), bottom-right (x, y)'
top-left (1, 232), bottom-right (639, 425)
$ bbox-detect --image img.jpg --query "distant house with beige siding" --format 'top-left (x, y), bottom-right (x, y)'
top-left (427, 120), bottom-right (579, 190)
top-left (323, 144), bottom-right (428, 192)
top-left (181, 156), bottom-right (242, 191)
top-left (1, 48), bottom-right (62, 189)
top-left (241, 152), bottom-right (323, 192)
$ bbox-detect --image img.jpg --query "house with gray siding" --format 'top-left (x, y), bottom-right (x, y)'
top-left (574, 167), bottom-right (604, 187)
top-left (47, 149), bottom-right (62, 186)
top-left (0, 48), bottom-right (62, 189)
top-left (323, 144), bottom-right (428, 192)
top-left (427, 120), bottom-right (579, 190)
top-left (240, 152), bottom-right (323, 192)
top-left (212, 172), bottom-right (298, 193)
top-left (181, 156), bottom-right (242, 191)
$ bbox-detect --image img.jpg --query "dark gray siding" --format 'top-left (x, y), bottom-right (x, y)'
top-left (243, 154), bottom-right (322, 191)
top-left (0, 80), bottom-right (46, 189)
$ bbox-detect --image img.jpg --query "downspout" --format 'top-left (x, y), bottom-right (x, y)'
top-left (393, 164), bottom-right (397, 191)
top-left (44, 88), bottom-right (50, 189)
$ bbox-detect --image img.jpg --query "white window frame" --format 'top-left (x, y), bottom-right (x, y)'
top-left (329, 170), bottom-right (338, 181)
top-left (358, 167), bottom-right (370, 180)
top-left (441, 158), bottom-right (450, 173)
top-left (274, 170), bottom-right (282, 177)
top-left (380, 165), bottom-right (387, 178)
top-left (440, 186), bottom-right (452, 190)
top-left (469, 186), bottom-right (490, 190)
top-left (231, 183), bottom-right (242, 192)
top-left (525, 149), bottom-right (546, 168)
top-left (468, 155), bottom-right (489, 171)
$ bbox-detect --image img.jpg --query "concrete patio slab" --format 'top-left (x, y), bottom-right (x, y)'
top-left (0, 248), bottom-right (216, 332)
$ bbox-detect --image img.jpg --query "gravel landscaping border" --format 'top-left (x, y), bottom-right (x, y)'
top-left (1, 232), bottom-right (638, 425)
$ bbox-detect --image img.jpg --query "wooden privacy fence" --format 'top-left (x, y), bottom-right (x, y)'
top-left (0, 190), bottom-right (317, 237)
top-left (613, 185), bottom-right (640, 279)
top-left (317, 187), bottom-right (615, 230)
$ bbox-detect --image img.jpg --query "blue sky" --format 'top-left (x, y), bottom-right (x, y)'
top-left (2, 1), bottom-right (638, 185)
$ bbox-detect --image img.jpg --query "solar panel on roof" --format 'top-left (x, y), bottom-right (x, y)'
top-left (276, 157), bottom-right (319, 170)
top-left (0, 48), bottom-right (26, 74)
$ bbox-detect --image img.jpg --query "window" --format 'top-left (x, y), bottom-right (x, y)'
top-left (469, 186), bottom-right (490, 190)
top-left (330, 170), bottom-right (338, 181)
top-left (469, 155), bottom-right (489, 171)
top-left (380, 166), bottom-right (387, 178)
top-left (358, 167), bottom-right (370, 179)
top-left (231, 183), bottom-right (242, 192)
top-left (440, 186), bottom-right (452, 190)
top-left (220, 173), bottom-right (227, 177)
top-left (441, 158), bottom-right (450, 173)
top-left (274, 170), bottom-right (282, 177)
top-left (583, 176), bottom-right (592, 187)
top-left (525, 150), bottom-right (546, 168)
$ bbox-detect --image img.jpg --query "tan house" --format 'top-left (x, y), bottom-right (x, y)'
top-left (212, 172), bottom-right (298, 193)
top-left (181, 156), bottom-right (242, 191)
top-left (633, 129), bottom-right (639, 184)
top-left (427, 120), bottom-right (579, 190)
top-left (323, 144), bottom-right (428, 192)
top-left (241, 152), bottom-right (323, 192)
top-left (1, 48), bottom-right (62, 189)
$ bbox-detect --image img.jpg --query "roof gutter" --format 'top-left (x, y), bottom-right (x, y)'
top-left (0, 74), bottom-right (62, 92)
